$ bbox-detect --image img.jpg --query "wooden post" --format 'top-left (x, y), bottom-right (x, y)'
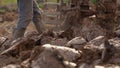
top-left (0, 0), bottom-right (2, 6)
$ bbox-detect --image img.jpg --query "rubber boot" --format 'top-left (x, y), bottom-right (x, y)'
top-left (33, 17), bottom-right (46, 34)
top-left (13, 28), bottom-right (26, 40)
top-left (33, 1), bottom-right (46, 34)
top-left (33, 9), bottom-right (46, 34)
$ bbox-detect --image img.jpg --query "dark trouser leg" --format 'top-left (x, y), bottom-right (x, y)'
top-left (33, 0), bottom-right (46, 34)
top-left (13, 0), bottom-right (33, 39)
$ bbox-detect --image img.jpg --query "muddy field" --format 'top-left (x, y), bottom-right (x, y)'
top-left (0, 3), bottom-right (120, 68)
top-left (0, 17), bottom-right (120, 68)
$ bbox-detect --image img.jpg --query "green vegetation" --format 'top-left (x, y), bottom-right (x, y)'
top-left (1, 0), bottom-right (17, 5)
top-left (0, 9), bottom-right (6, 13)
top-left (91, 0), bottom-right (97, 4)
top-left (38, 0), bottom-right (69, 8)
top-left (47, 0), bottom-right (69, 2)
top-left (46, 0), bottom-right (57, 2)
top-left (0, 0), bottom-right (69, 8)
top-left (38, 3), bottom-right (43, 8)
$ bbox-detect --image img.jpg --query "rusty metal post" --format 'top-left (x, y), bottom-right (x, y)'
top-left (116, 0), bottom-right (120, 26)
top-left (80, 0), bottom-right (89, 10)
top-left (96, 0), bottom-right (117, 38)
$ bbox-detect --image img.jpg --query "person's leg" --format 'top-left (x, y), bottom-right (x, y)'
top-left (33, 0), bottom-right (46, 34)
top-left (13, 0), bottom-right (33, 39)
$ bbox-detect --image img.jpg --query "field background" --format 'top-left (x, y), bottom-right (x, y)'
top-left (1, 0), bottom-right (17, 5)
top-left (0, 0), bottom-right (70, 37)
top-left (1, 0), bottom-right (69, 5)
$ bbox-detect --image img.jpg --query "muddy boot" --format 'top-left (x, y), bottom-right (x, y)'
top-left (13, 28), bottom-right (26, 40)
top-left (33, 9), bottom-right (46, 34)
top-left (33, 1), bottom-right (46, 34)
top-left (33, 17), bottom-right (46, 34)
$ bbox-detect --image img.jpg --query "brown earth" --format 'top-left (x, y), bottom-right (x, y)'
top-left (0, 17), bottom-right (120, 68)
top-left (0, 3), bottom-right (120, 68)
